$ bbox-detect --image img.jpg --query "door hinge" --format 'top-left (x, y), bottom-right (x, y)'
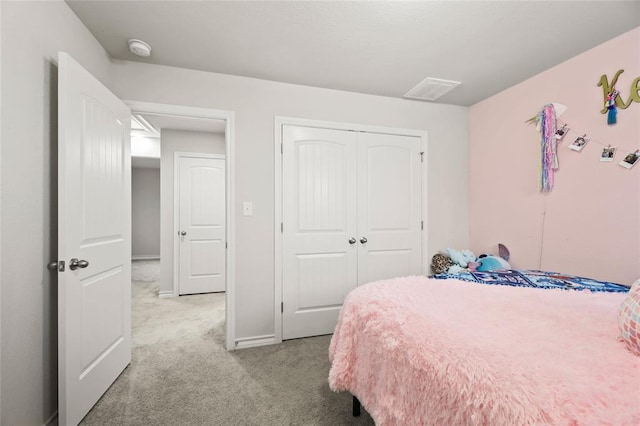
top-left (281, 302), bottom-right (284, 313)
top-left (281, 222), bottom-right (283, 233)
top-left (421, 220), bottom-right (424, 230)
top-left (420, 152), bottom-right (424, 162)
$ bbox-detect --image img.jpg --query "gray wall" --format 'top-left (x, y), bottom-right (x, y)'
top-left (160, 130), bottom-right (225, 295)
top-left (0, 1), bottom-right (114, 424)
top-left (132, 167), bottom-right (161, 258)
top-left (112, 60), bottom-right (470, 342)
top-left (0, 2), bottom-right (470, 421)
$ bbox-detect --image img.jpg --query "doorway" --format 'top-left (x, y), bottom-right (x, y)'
top-left (128, 101), bottom-right (236, 351)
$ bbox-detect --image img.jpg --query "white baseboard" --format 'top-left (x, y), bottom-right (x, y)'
top-left (158, 290), bottom-right (175, 299)
top-left (132, 255), bottom-right (160, 261)
top-left (234, 334), bottom-right (276, 350)
top-left (44, 410), bottom-right (58, 426)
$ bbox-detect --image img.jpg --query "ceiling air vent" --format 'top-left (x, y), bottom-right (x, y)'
top-left (404, 77), bottom-right (461, 101)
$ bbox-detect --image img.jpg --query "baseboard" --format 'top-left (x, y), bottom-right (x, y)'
top-left (158, 291), bottom-right (175, 298)
top-left (235, 334), bottom-right (276, 349)
top-left (43, 410), bottom-right (58, 426)
top-left (132, 255), bottom-right (160, 261)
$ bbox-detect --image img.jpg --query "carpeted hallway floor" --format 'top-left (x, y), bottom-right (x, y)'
top-left (80, 260), bottom-right (374, 425)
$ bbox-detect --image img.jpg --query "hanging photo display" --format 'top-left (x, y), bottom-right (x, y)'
top-left (555, 124), bottom-right (569, 140)
top-left (619, 150), bottom-right (640, 169)
top-left (600, 146), bottom-right (616, 162)
top-left (569, 134), bottom-right (589, 151)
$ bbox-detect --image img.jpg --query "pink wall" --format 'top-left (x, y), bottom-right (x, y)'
top-left (470, 27), bottom-right (640, 285)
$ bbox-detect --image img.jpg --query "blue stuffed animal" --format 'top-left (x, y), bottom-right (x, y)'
top-left (475, 254), bottom-right (511, 272)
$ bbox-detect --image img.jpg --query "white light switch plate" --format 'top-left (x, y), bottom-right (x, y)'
top-left (243, 201), bottom-right (253, 216)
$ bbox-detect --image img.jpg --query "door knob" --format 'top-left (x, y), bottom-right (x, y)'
top-left (348, 237), bottom-right (356, 244)
top-left (47, 261), bottom-right (65, 272)
top-left (360, 237), bottom-right (368, 244)
top-left (180, 231), bottom-right (187, 236)
top-left (69, 258), bottom-right (89, 271)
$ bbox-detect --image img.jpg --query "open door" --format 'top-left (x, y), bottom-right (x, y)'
top-left (57, 52), bottom-right (131, 425)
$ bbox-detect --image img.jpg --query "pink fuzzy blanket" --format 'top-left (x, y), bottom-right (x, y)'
top-left (329, 277), bottom-right (640, 425)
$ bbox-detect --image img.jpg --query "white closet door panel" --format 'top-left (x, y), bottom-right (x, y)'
top-left (357, 132), bottom-right (422, 285)
top-left (282, 125), bottom-right (357, 340)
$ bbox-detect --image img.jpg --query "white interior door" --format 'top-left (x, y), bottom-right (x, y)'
top-left (58, 52), bottom-right (131, 426)
top-left (282, 126), bottom-right (358, 340)
top-left (357, 132), bottom-right (423, 284)
top-left (178, 155), bottom-right (226, 295)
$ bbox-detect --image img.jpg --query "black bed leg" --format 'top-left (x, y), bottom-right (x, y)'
top-left (352, 395), bottom-right (361, 417)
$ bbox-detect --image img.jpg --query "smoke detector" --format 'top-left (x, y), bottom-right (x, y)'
top-left (128, 39), bottom-right (152, 57)
top-left (404, 77), bottom-right (461, 101)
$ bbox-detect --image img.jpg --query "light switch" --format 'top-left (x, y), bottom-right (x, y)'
top-left (243, 201), bottom-right (253, 216)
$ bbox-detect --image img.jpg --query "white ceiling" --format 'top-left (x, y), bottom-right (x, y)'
top-left (130, 114), bottom-right (224, 169)
top-left (67, 1), bottom-right (639, 106)
top-left (141, 114), bottom-right (226, 134)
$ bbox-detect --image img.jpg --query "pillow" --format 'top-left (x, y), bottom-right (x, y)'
top-left (618, 279), bottom-right (640, 356)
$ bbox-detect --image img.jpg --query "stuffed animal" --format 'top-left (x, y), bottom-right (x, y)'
top-left (431, 253), bottom-right (454, 274)
top-left (446, 248), bottom-right (476, 268)
top-left (476, 254), bottom-right (511, 272)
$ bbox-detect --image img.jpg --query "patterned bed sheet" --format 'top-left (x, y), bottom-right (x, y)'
top-left (432, 269), bottom-right (629, 293)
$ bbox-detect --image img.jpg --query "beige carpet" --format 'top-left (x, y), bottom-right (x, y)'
top-left (80, 260), bottom-right (374, 425)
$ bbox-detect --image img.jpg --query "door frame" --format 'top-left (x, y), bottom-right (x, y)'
top-left (126, 101), bottom-right (236, 351)
top-left (273, 116), bottom-right (428, 344)
top-left (173, 152), bottom-right (226, 296)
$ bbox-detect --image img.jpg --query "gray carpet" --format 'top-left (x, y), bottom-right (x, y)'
top-left (80, 260), bottom-right (374, 425)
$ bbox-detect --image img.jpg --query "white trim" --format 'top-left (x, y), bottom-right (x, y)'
top-left (0, 2), bottom-right (3, 417)
top-left (273, 121), bottom-right (283, 344)
top-left (274, 116), bottom-right (428, 343)
top-left (125, 101), bottom-right (236, 351)
top-left (131, 255), bottom-right (160, 261)
top-left (234, 334), bottom-right (276, 349)
top-left (173, 152), bottom-right (226, 298)
top-left (274, 116), bottom-right (426, 138)
top-left (421, 136), bottom-right (429, 274)
top-left (43, 410), bottom-right (58, 426)
top-left (158, 291), bottom-right (176, 299)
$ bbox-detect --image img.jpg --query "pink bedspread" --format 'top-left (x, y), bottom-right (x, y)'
top-left (329, 277), bottom-right (640, 425)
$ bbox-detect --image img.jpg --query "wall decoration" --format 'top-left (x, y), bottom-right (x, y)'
top-left (528, 99), bottom-right (639, 190)
top-left (569, 134), bottom-right (589, 152)
top-left (528, 104), bottom-right (558, 192)
top-left (555, 124), bottom-right (569, 140)
top-left (605, 90), bottom-right (619, 125)
top-left (619, 150), bottom-right (640, 169)
top-left (598, 69), bottom-right (640, 115)
top-left (600, 146), bottom-right (616, 162)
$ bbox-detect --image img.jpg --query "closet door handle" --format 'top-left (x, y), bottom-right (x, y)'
top-left (69, 258), bottom-right (89, 271)
top-left (348, 237), bottom-right (356, 245)
top-left (360, 237), bottom-right (368, 244)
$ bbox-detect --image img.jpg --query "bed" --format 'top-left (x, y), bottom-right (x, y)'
top-left (328, 276), bottom-right (640, 425)
top-left (432, 269), bottom-right (630, 293)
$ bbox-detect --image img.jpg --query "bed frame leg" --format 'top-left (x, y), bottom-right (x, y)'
top-left (352, 395), bottom-right (361, 417)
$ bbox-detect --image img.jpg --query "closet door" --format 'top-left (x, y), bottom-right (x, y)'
top-left (282, 125), bottom-right (358, 340)
top-left (357, 132), bottom-right (422, 285)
